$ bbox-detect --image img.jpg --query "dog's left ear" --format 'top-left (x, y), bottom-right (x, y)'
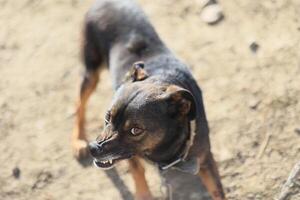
top-left (162, 85), bottom-right (196, 120)
top-left (127, 61), bottom-right (148, 82)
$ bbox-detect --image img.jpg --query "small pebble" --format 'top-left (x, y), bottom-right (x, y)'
top-left (201, 4), bottom-right (224, 25)
top-left (12, 167), bottom-right (21, 179)
top-left (249, 41), bottom-right (260, 53)
top-left (295, 128), bottom-right (300, 135)
top-left (247, 193), bottom-right (255, 199)
top-left (249, 99), bottom-right (261, 110)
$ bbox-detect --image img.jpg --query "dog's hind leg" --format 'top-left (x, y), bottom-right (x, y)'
top-left (72, 22), bottom-right (104, 160)
top-left (128, 157), bottom-right (153, 200)
top-left (198, 152), bottom-right (226, 200)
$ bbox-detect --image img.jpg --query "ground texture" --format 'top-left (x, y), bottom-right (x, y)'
top-left (0, 0), bottom-right (300, 199)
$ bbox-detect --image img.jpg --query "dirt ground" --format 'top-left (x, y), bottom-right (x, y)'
top-left (0, 0), bottom-right (300, 199)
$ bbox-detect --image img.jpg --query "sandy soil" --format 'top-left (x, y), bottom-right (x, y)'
top-left (0, 0), bottom-right (300, 199)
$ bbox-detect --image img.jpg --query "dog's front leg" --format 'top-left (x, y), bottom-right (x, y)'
top-left (72, 69), bottom-right (99, 159)
top-left (128, 157), bottom-right (153, 200)
top-left (198, 152), bottom-right (226, 200)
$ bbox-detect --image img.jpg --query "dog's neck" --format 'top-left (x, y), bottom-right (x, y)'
top-left (156, 120), bottom-right (199, 174)
top-left (158, 121), bottom-right (196, 170)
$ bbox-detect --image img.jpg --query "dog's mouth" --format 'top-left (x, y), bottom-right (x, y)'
top-left (93, 154), bottom-right (133, 170)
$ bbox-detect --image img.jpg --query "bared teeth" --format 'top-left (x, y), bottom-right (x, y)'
top-left (100, 160), bottom-right (113, 164)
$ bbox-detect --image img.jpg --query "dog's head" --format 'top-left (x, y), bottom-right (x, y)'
top-left (89, 62), bottom-right (196, 169)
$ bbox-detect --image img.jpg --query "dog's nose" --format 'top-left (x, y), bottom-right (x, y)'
top-left (88, 141), bottom-right (102, 157)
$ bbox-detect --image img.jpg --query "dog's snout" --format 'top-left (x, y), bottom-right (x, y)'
top-left (88, 141), bottom-right (103, 157)
top-left (89, 134), bottom-right (119, 157)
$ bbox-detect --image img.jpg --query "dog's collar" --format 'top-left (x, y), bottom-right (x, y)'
top-left (158, 120), bottom-right (199, 174)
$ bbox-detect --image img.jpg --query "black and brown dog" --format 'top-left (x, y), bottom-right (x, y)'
top-left (72, 0), bottom-right (226, 199)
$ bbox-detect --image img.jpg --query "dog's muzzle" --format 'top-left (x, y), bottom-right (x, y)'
top-left (88, 141), bottom-right (133, 170)
top-left (88, 141), bottom-right (103, 157)
top-left (88, 141), bottom-right (116, 169)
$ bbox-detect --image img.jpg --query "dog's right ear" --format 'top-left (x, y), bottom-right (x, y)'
top-left (160, 85), bottom-right (196, 120)
top-left (125, 61), bottom-right (148, 82)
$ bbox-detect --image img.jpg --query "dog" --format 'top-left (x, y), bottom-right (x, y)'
top-left (72, 0), bottom-right (226, 199)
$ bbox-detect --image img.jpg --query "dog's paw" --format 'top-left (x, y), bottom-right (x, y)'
top-left (72, 139), bottom-right (89, 160)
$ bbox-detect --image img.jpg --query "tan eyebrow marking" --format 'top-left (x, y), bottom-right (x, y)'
top-left (123, 120), bottom-right (132, 130)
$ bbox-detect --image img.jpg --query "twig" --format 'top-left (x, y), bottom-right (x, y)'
top-left (276, 161), bottom-right (300, 200)
top-left (256, 131), bottom-right (272, 159)
top-left (256, 109), bottom-right (273, 160)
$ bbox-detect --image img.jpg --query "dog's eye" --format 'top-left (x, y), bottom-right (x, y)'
top-left (130, 127), bottom-right (144, 136)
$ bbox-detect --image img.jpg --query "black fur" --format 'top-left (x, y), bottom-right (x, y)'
top-left (87, 0), bottom-right (210, 166)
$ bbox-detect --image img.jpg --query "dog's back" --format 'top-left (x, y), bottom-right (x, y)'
top-left (84, 0), bottom-right (170, 88)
